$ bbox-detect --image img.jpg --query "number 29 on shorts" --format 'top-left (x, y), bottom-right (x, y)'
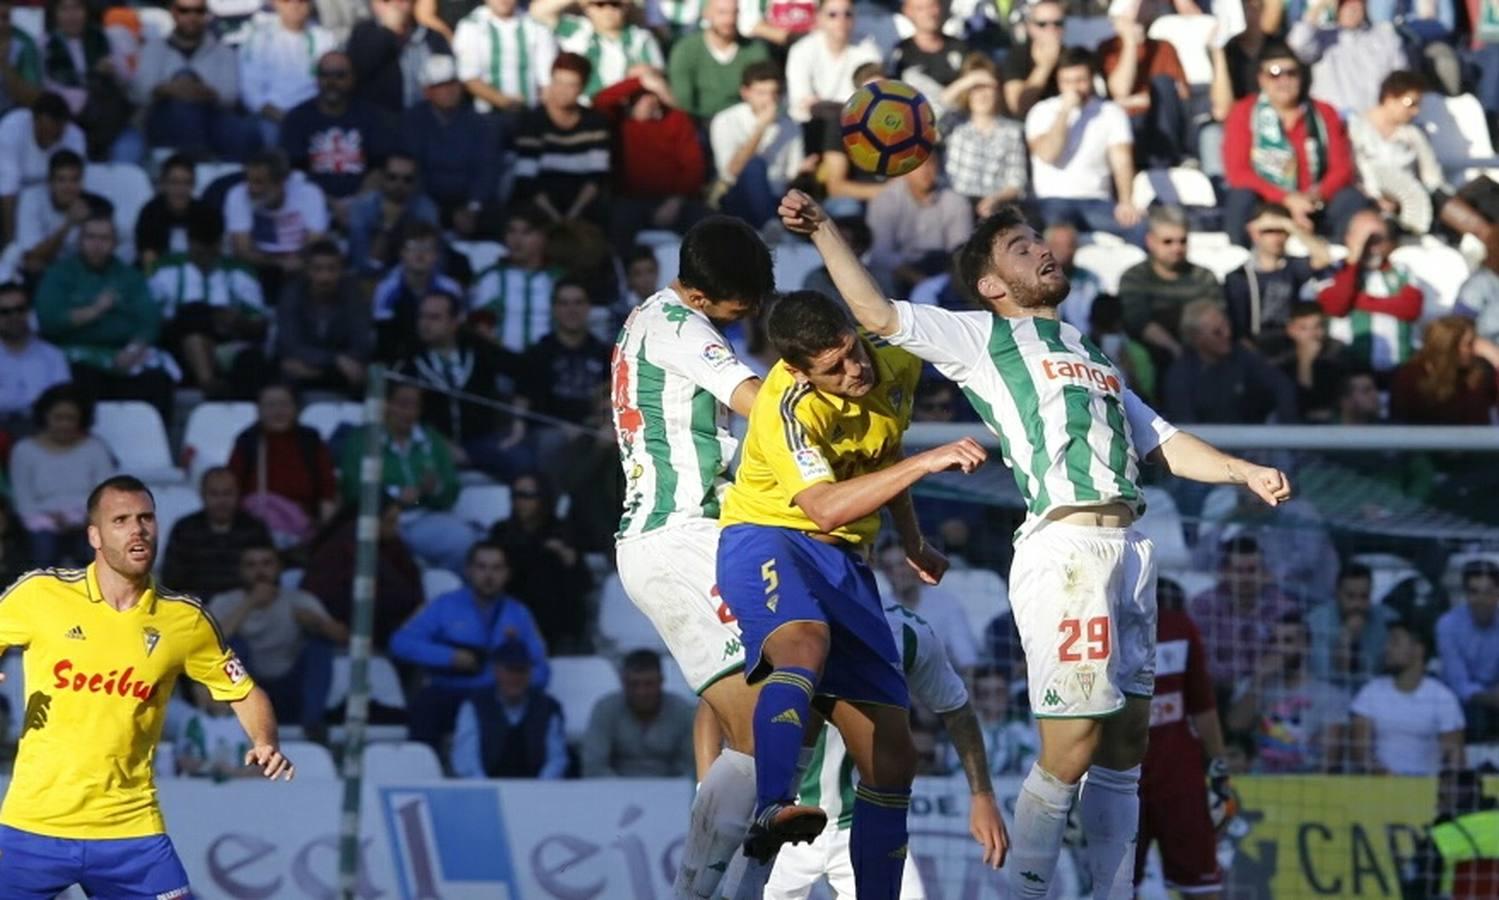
top-left (1058, 616), bottom-right (1110, 662)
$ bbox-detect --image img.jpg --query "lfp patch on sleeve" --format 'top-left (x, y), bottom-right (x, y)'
top-left (794, 447), bottom-right (832, 481)
top-left (701, 342), bottom-right (735, 370)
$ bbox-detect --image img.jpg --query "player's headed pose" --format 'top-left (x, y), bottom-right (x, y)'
top-left (766, 289), bottom-right (880, 399)
top-left (956, 206), bottom-right (1072, 311)
top-left (677, 214), bottom-right (776, 323)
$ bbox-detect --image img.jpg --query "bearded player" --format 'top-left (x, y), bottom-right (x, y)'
top-left (781, 190), bottom-right (1290, 899)
top-left (0, 475), bottom-right (294, 898)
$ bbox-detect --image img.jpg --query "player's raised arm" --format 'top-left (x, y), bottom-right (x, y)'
top-left (231, 688), bottom-right (295, 781)
top-left (779, 190), bottom-right (900, 336)
top-left (1149, 430), bottom-right (1292, 507)
top-left (792, 439), bottom-right (986, 534)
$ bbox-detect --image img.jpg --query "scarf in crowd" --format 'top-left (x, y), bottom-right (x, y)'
top-left (1250, 94), bottom-right (1327, 192)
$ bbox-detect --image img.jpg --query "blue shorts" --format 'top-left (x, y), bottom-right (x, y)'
top-left (717, 525), bottom-right (908, 709)
top-left (0, 825), bottom-right (193, 899)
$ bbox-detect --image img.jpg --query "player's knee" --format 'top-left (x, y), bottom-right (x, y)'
top-left (1039, 722), bottom-right (1103, 784)
top-left (762, 622), bottom-right (829, 675)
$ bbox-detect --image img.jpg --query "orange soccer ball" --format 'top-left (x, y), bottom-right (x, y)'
top-left (840, 79), bottom-right (939, 178)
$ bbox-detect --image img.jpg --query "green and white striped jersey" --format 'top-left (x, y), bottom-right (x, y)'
top-left (452, 8), bottom-right (558, 112)
top-left (553, 17), bottom-right (665, 96)
top-left (613, 289), bottom-right (756, 539)
top-left (147, 255), bottom-right (266, 322)
top-left (889, 301), bottom-right (1177, 539)
top-left (468, 263), bottom-right (558, 353)
top-left (1321, 265), bottom-right (1419, 372)
top-left (797, 604), bottom-right (969, 829)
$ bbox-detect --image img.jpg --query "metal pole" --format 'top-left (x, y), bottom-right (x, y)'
top-left (338, 365), bottom-right (385, 899)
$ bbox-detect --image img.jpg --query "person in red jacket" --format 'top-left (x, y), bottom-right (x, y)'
top-left (1222, 40), bottom-right (1370, 245)
top-left (594, 68), bottom-right (709, 252)
top-left (1314, 209), bottom-right (1423, 376)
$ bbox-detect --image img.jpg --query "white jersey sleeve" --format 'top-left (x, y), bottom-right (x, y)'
top-left (888, 605), bottom-right (969, 715)
top-left (888, 300), bottom-right (990, 372)
top-left (1122, 387), bottom-right (1178, 457)
top-left (666, 312), bottom-right (757, 407)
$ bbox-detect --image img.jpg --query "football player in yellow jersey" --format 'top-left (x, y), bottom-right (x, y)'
top-left (0, 475), bottom-right (294, 899)
top-left (716, 291), bottom-right (989, 900)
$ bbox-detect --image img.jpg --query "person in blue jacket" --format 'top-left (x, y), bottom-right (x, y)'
top-left (391, 540), bottom-right (550, 749)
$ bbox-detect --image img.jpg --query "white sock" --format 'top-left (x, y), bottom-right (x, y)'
top-left (676, 748), bottom-right (758, 898)
top-left (714, 746), bottom-right (817, 900)
top-left (1079, 764), bottom-right (1141, 900)
top-left (1008, 764), bottom-right (1080, 899)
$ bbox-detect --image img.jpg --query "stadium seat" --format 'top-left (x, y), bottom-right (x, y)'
top-left (1350, 552), bottom-right (1426, 606)
top-left (596, 573), bottom-right (669, 654)
top-left (1138, 487), bottom-right (1191, 570)
top-left (1391, 240), bottom-right (1471, 319)
top-left (134, 5), bottom-right (174, 39)
top-left (661, 661), bottom-right (694, 700)
top-left (1131, 167), bottom-right (1217, 211)
top-left (940, 569), bottom-right (1009, 642)
top-left (775, 242), bottom-right (825, 291)
top-left (193, 162), bottom-right (242, 197)
top-left (453, 483), bottom-right (512, 530)
top-left (362, 741), bottom-right (444, 782)
top-left (451, 240), bottom-right (505, 275)
top-left (325, 655), bottom-right (408, 712)
top-left (10, 7), bottom-right (43, 44)
top-left (1187, 243), bottom-right (1251, 282)
top-left (649, 237), bottom-right (683, 288)
top-left (181, 402), bottom-right (256, 484)
top-left (1417, 93), bottom-right (1499, 183)
top-left (1147, 15), bottom-right (1216, 85)
top-left (549, 656), bottom-right (620, 743)
top-left (1063, 16), bottom-right (1116, 49)
top-left (93, 401), bottom-right (185, 484)
top-left (83, 163), bottom-right (153, 264)
top-left (421, 567), bottom-right (463, 602)
top-left (301, 401), bottom-right (364, 441)
top-left (1074, 241), bottom-right (1146, 294)
top-left (280, 740), bottom-right (338, 779)
top-left (152, 485), bottom-right (203, 570)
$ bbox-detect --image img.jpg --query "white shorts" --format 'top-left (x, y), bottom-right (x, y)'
top-left (1009, 522), bottom-right (1157, 718)
top-left (616, 520), bottom-right (744, 693)
top-left (765, 825), bottom-right (925, 900)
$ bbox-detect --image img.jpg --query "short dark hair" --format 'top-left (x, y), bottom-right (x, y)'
top-left (1337, 365), bottom-right (1378, 398)
top-left (1221, 534), bottom-right (1261, 557)
top-left (678, 215), bottom-right (774, 305)
top-left (32, 91), bottom-right (69, 122)
top-left (400, 219), bottom-right (441, 246)
top-left (1379, 70), bottom-right (1427, 101)
top-left (86, 475), bottom-right (155, 522)
top-left (766, 290), bottom-right (855, 370)
top-left (1257, 40), bottom-right (1297, 66)
top-left (955, 205), bottom-right (1031, 303)
top-left (1251, 200), bottom-right (1292, 222)
top-left (1337, 561), bottom-right (1372, 584)
top-left (257, 380), bottom-right (301, 407)
top-left (239, 539), bottom-right (281, 562)
top-left (553, 51), bottom-right (592, 83)
top-left (1088, 294), bottom-right (1123, 331)
top-left (81, 210), bottom-right (115, 234)
top-left (32, 382), bottom-right (92, 431)
top-left (466, 540), bottom-right (509, 565)
top-left (1287, 300), bottom-right (1323, 321)
top-left (741, 60), bottom-right (782, 88)
top-left (246, 148), bottom-right (290, 181)
top-left (422, 289), bottom-right (464, 317)
top-left (552, 277), bottom-right (588, 303)
top-left (505, 202), bottom-right (551, 231)
top-left (1389, 618), bottom-right (1431, 656)
top-left (1463, 559), bottom-right (1499, 587)
top-left (624, 245), bottom-right (657, 269)
top-left (187, 203), bottom-right (225, 246)
top-left (304, 238), bottom-right (343, 262)
top-left (970, 664), bottom-right (1008, 684)
top-left (199, 465), bottom-right (237, 489)
top-left (1056, 47), bottom-right (1095, 74)
top-left (161, 152), bottom-right (194, 179)
top-left (384, 150), bottom-right (418, 171)
top-left (622, 649), bottom-right (662, 674)
top-left (48, 149), bottom-right (83, 179)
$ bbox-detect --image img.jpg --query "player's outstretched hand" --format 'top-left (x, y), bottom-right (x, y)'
top-left (246, 744), bottom-right (295, 781)
top-left (906, 541), bottom-right (949, 586)
top-left (919, 437), bottom-right (987, 475)
top-left (1241, 463), bottom-right (1292, 507)
top-left (970, 791), bottom-right (1009, 869)
top-left (778, 189), bottom-right (828, 236)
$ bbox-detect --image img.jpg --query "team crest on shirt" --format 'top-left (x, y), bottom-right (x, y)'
top-left (142, 627), bottom-right (161, 658)
top-left (888, 387), bottom-right (905, 412)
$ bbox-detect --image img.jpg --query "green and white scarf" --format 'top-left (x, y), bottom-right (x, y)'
top-left (1250, 94), bottom-right (1327, 192)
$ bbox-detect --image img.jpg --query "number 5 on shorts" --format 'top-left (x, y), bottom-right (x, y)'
top-left (1058, 616), bottom-right (1110, 662)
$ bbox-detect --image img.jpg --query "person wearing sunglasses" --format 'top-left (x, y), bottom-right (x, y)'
top-left (783, 0), bottom-right (878, 123)
top-left (0, 282), bottom-right (69, 425)
top-left (238, 0), bottom-right (338, 149)
top-left (1001, 0), bottom-right (1065, 118)
top-left (1347, 69), bottom-right (1451, 237)
top-left (278, 51), bottom-right (395, 225)
top-left (132, 0), bottom-right (253, 160)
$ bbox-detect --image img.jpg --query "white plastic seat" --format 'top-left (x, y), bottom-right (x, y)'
top-left (1074, 242), bottom-right (1146, 294)
top-left (453, 483), bottom-right (512, 530)
top-left (1187, 243), bottom-right (1252, 283)
top-left (362, 741), bottom-right (444, 782)
top-left (10, 7), bottom-right (43, 44)
top-left (421, 567), bottom-right (463, 602)
top-left (1137, 487), bottom-right (1191, 570)
top-left (300, 401), bottom-right (364, 441)
top-left (325, 655), bottom-right (407, 711)
top-left (134, 5), bottom-right (174, 39)
top-left (154, 485), bottom-right (204, 571)
top-left (181, 402), bottom-right (257, 484)
top-left (93, 401), bottom-right (185, 484)
top-left (549, 656), bottom-right (620, 743)
top-left (1390, 241), bottom-right (1472, 319)
top-left (649, 238), bottom-right (683, 288)
top-left (1417, 93), bottom-right (1499, 183)
top-left (83, 163), bottom-right (154, 264)
top-left (775, 243), bottom-right (825, 292)
top-left (451, 240), bottom-right (505, 276)
top-left (596, 574), bottom-right (668, 654)
top-left (1132, 167), bottom-right (1217, 211)
top-left (1350, 552), bottom-right (1425, 606)
top-left (1443, 551), bottom-right (1499, 598)
top-left (939, 569), bottom-right (1010, 643)
top-left (1063, 16), bottom-right (1116, 49)
top-left (1147, 15), bottom-right (1216, 85)
top-left (193, 162), bottom-right (243, 197)
top-left (280, 740), bottom-right (338, 779)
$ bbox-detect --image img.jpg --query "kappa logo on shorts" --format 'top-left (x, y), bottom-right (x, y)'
top-left (1042, 688), bottom-right (1063, 708)
top-left (722, 638), bottom-right (742, 660)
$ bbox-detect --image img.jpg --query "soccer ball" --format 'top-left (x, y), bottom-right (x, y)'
top-left (840, 79), bottom-right (939, 178)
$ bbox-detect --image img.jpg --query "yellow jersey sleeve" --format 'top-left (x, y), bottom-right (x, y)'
top-left (0, 570), bottom-right (41, 649)
top-left (174, 598), bottom-right (256, 703)
top-left (767, 382), bottom-right (837, 498)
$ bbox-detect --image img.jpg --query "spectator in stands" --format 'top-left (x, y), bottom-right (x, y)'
top-left (1049, 222), bottom-right (1102, 332)
top-left (1438, 560), bottom-right (1499, 741)
top-left (1226, 611), bottom-right (1350, 773)
top-left (239, 0), bottom-right (338, 148)
top-left (35, 213), bottom-right (175, 422)
top-left (450, 639), bottom-right (567, 779)
top-left (1097, 0), bottom-right (1190, 168)
top-left (13, 149), bottom-right (102, 281)
top-left (1225, 202), bottom-right (1334, 355)
top-left (1307, 562), bottom-right (1392, 689)
top-left (279, 51), bottom-right (393, 222)
top-left (521, 279), bottom-right (611, 428)
top-left (1336, 365), bottom-right (1381, 425)
top-left (1123, 206), bottom-right (1223, 364)
top-left (210, 541), bottom-right (345, 733)
top-left (1190, 535), bottom-right (1299, 686)
top-left (411, 0), bottom-right (471, 42)
top-left (619, 244), bottom-right (659, 313)
top-left (1001, 0), bottom-right (1064, 118)
top-left (132, 0), bottom-right (248, 160)
top-left (275, 240), bottom-right (372, 394)
top-left (1315, 209), bottom-right (1423, 376)
top-left (453, 0), bottom-right (555, 114)
top-left (784, 0), bottom-right (880, 123)
top-left (0, 92), bottom-right (84, 244)
top-left (488, 472), bottom-right (592, 650)
top-left (226, 150), bottom-right (330, 298)
top-left (348, 0), bottom-right (453, 115)
top-left (877, 543), bottom-right (979, 671)
top-left (866, 155), bottom-right (973, 294)
top-left (0, 0), bottom-right (42, 120)
top-left (595, 70), bottom-right (709, 252)
top-left (1025, 47), bottom-right (1145, 244)
top-left (372, 221), bottom-right (463, 360)
top-left (228, 382), bottom-right (338, 544)
top-left (733, 0), bottom-right (815, 47)
top-left (581, 649), bottom-right (695, 777)
top-left (8, 383), bottom-right (112, 565)
top-left (943, 664), bottom-right (1037, 776)
top-left (42, 0), bottom-right (138, 162)
top-left (941, 55), bottom-right (1027, 218)
top-left (1391, 316), bottom-right (1499, 424)
top-left (173, 683), bottom-right (258, 779)
top-left (346, 151), bottom-right (441, 278)
top-left (398, 290), bottom-right (530, 478)
top-left (1223, 41), bottom-right (1366, 245)
top-left (468, 205), bottom-right (556, 353)
top-left (512, 53), bottom-right (611, 226)
top-left (1288, 0), bottom-right (1407, 115)
top-left (340, 381), bottom-right (478, 573)
top-left (667, 0), bottom-right (771, 121)
top-left (1279, 301), bottom-right (1350, 422)
top-left (392, 541), bottom-right (550, 749)
top-left (301, 499), bottom-right (423, 651)
top-left (0, 282), bottom-right (68, 424)
top-left (1348, 71), bottom-right (1445, 236)
top-left (1457, 251), bottom-right (1499, 344)
top-left (1351, 620), bottom-right (1464, 775)
top-left (710, 61), bottom-right (804, 230)
top-left (149, 205), bottom-right (267, 399)
top-left (891, 0), bottom-right (966, 92)
top-left (1164, 299), bottom-right (1300, 424)
top-left (540, 0), bottom-right (665, 98)
top-left (134, 155), bottom-right (203, 274)
top-left (401, 56), bottom-right (501, 237)
top-left (162, 467), bottom-right (273, 599)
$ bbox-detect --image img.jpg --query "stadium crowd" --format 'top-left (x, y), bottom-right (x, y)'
top-left (0, 0), bottom-right (1497, 842)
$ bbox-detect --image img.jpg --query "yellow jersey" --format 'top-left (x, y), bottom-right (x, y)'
top-left (0, 565), bottom-right (256, 839)
top-left (722, 339), bottom-right (921, 545)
